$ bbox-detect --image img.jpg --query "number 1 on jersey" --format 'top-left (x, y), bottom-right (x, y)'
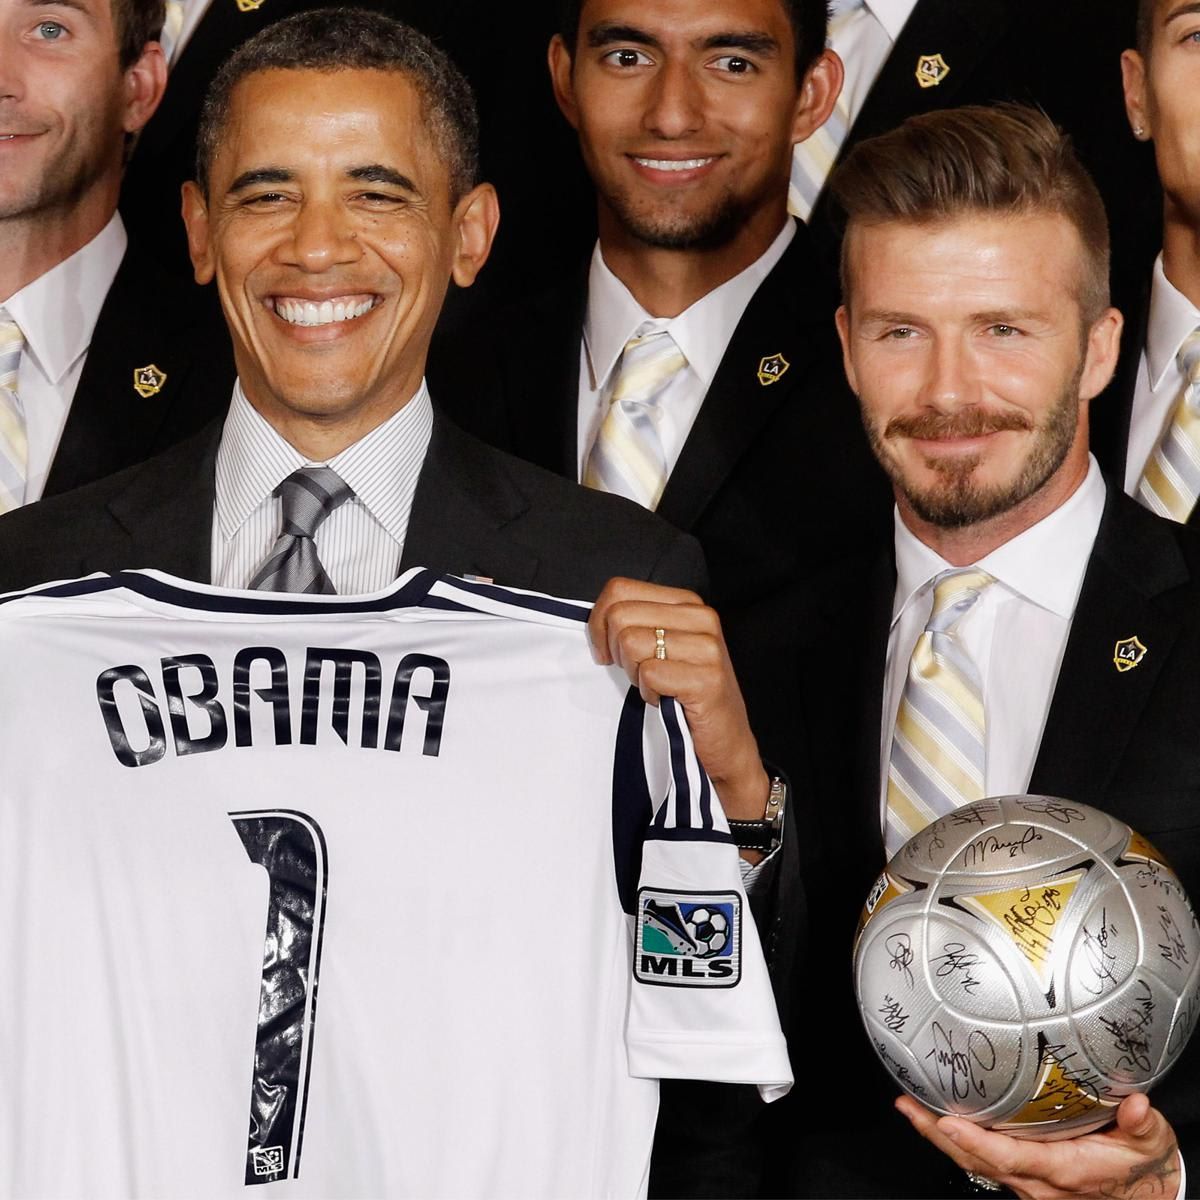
top-left (230, 810), bottom-right (329, 1186)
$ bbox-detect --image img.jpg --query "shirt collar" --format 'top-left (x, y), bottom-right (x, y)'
top-left (1146, 253), bottom-right (1200, 389)
top-left (214, 379), bottom-right (434, 543)
top-left (1, 213), bottom-right (126, 385)
top-left (892, 456), bottom-right (1106, 626)
top-left (862, 0), bottom-right (917, 42)
top-left (582, 218), bottom-right (795, 391)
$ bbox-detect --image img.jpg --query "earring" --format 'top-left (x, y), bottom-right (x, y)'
top-left (1133, 125), bottom-right (1146, 138)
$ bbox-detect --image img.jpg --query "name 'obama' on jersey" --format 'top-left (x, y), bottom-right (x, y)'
top-left (0, 568), bottom-right (790, 1200)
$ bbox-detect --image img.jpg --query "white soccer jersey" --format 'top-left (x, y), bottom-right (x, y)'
top-left (0, 569), bottom-right (790, 1200)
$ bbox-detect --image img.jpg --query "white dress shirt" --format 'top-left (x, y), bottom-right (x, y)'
top-left (0, 214), bottom-right (126, 503)
top-left (880, 458), bottom-right (1106, 815)
top-left (577, 219), bottom-right (795, 479)
top-left (1123, 255), bottom-right (1200, 496)
top-left (211, 380), bottom-right (433, 593)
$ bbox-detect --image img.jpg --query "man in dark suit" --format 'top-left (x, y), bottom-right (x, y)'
top-left (0, 0), bottom-right (232, 506)
top-left (430, 0), bottom-right (893, 625)
top-left (615, 103), bottom-right (1200, 1197)
top-left (794, 0), bottom-right (1159, 287)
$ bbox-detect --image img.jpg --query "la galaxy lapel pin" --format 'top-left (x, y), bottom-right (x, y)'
top-left (1113, 636), bottom-right (1147, 673)
top-left (132, 364), bottom-right (167, 398)
top-left (757, 353), bottom-right (789, 386)
top-left (915, 53), bottom-right (950, 89)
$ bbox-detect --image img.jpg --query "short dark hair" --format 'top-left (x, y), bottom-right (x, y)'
top-left (195, 8), bottom-right (479, 202)
top-left (830, 103), bottom-right (1111, 323)
top-left (558, 0), bottom-right (829, 82)
top-left (113, 0), bottom-right (165, 70)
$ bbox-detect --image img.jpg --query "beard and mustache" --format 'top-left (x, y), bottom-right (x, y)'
top-left (868, 371), bottom-right (1083, 529)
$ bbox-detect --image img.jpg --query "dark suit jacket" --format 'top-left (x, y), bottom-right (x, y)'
top-left (806, 0), bottom-right (1160, 287)
top-left (430, 222), bottom-right (893, 627)
top-left (0, 413), bottom-right (705, 601)
top-left (41, 242), bottom-right (233, 498)
top-left (745, 491), bottom-right (1200, 1198)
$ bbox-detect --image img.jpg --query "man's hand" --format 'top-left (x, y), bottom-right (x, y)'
top-left (896, 1092), bottom-right (1180, 1199)
top-left (588, 578), bottom-right (769, 838)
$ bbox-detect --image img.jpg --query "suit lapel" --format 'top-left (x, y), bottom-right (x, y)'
top-left (656, 227), bottom-right (836, 531)
top-left (1030, 493), bottom-right (1191, 799)
top-left (45, 246), bottom-right (230, 497)
top-left (104, 422), bottom-right (221, 583)
top-left (401, 417), bottom-right (540, 587)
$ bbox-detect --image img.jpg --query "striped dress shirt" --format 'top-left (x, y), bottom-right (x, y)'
top-left (211, 381), bottom-right (433, 594)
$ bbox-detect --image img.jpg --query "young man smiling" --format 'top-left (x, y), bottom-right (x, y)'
top-left (432, 0), bottom-right (892, 625)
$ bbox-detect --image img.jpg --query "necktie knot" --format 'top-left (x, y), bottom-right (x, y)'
top-left (927, 568), bottom-right (995, 633)
top-left (276, 466), bottom-right (353, 540)
top-left (251, 466), bottom-right (354, 594)
top-left (610, 324), bottom-right (686, 410)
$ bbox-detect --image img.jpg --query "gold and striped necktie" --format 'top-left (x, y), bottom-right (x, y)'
top-left (788, 0), bottom-right (869, 220)
top-left (886, 568), bottom-right (995, 858)
top-left (1137, 329), bottom-right (1200, 523)
top-left (583, 323), bottom-right (686, 511)
top-left (0, 310), bottom-right (28, 515)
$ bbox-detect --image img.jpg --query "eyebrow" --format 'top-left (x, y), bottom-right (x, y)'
top-left (228, 167), bottom-right (294, 194)
top-left (226, 165), bottom-right (418, 194)
top-left (1164, 2), bottom-right (1200, 25)
top-left (586, 22), bottom-right (779, 58)
top-left (28, 0), bottom-right (96, 19)
top-left (347, 164), bottom-right (417, 192)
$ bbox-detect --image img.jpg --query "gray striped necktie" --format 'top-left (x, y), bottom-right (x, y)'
top-left (0, 309), bottom-right (28, 515)
top-left (250, 467), bottom-right (354, 594)
top-left (1137, 329), bottom-right (1200, 523)
top-left (886, 568), bottom-right (995, 857)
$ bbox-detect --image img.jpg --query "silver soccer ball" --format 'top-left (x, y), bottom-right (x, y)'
top-left (854, 796), bottom-right (1200, 1138)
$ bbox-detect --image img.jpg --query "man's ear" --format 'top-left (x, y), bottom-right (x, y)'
top-left (181, 180), bottom-right (215, 286)
top-left (1079, 306), bottom-right (1125, 406)
top-left (791, 49), bottom-right (844, 147)
top-left (450, 182), bottom-right (501, 288)
top-left (548, 35), bottom-right (580, 130)
top-left (1120, 49), bottom-right (1152, 141)
top-left (835, 303), bottom-right (858, 395)
top-left (122, 40), bottom-right (168, 136)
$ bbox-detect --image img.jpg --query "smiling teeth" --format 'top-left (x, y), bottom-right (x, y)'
top-left (275, 297), bottom-right (375, 327)
top-left (635, 157), bottom-right (714, 171)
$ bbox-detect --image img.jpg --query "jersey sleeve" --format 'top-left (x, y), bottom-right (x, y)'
top-left (626, 696), bottom-right (793, 1102)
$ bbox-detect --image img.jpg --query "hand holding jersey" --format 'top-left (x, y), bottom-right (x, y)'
top-left (589, 578), bottom-right (773, 861)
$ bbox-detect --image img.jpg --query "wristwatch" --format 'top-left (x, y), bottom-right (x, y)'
top-left (728, 775), bottom-right (786, 855)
